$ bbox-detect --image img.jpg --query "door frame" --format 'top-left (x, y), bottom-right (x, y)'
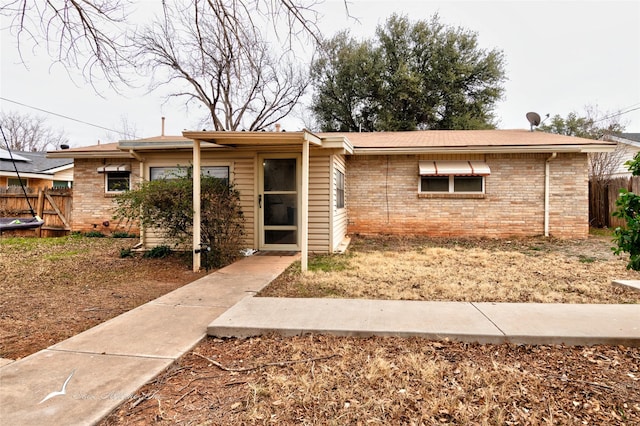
top-left (257, 153), bottom-right (301, 251)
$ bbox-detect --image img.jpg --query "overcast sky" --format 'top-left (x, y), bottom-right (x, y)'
top-left (1, 0), bottom-right (639, 147)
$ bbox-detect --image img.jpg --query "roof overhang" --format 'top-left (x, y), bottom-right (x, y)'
top-left (181, 130), bottom-right (323, 148)
top-left (42, 163), bottom-right (74, 173)
top-left (607, 135), bottom-right (640, 149)
top-left (118, 139), bottom-right (224, 150)
top-left (0, 171), bottom-right (54, 179)
top-left (47, 150), bottom-right (133, 159)
top-left (352, 144), bottom-right (617, 155)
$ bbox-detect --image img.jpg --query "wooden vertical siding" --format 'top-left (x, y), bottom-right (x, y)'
top-left (232, 157), bottom-right (255, 249)
top-left (308, 154), bottom-right (331, 253)
top-left (331, 154), bottom-right (348, 253)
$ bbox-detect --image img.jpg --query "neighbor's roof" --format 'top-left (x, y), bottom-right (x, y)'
top-left (620, 133), bottom-right (640, 143)
top-left (322, 129), bottom-right (616, 153)
top-left (0, 150), bottom-right (73, 178)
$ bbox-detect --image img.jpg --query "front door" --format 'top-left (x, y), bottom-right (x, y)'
top-left (259, 155), bottom-right (300, 250)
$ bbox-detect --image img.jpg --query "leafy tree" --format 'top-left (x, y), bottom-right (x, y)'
top-left (0, 110), bottom-right (68, 151)
top-left (311, 13), bottom-right (506, 132)
top-left (310, 31), bottom-right (383, 132)
top-left (114, 167), bottom-right (244, 268)
top-left (612, 154), bottom-right (640, 270)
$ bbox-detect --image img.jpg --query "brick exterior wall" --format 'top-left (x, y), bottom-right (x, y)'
top-left (72, 158), bottom-right (140, 234)
top-left (346, 153), bottom-right (589, 239)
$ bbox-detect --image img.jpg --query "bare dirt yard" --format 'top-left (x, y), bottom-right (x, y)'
top-left (2, 234), bottom-right (640, 424)
top-left (0, 235), bottom-right (205, 360)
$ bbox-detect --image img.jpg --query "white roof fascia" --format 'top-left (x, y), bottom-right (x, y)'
top-left (607, 135), bottom-right (640, 149)
top-left (47, 151), bottom-right (134, 159)
top-left (0, 171), bottom-right (53, 179)
top-left (41, 163), bottom-right (74, 174)
top-left (119, 140), bottom-right (223, 150)
top-left (319, 136), bottom-right (354, 154)
top-left (352, 144), bottom-right (616, 155)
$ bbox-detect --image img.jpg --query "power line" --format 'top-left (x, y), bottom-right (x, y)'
top-left (0, 96), bottom-right (137, 138)
top-left (592, 103), bottom-right (640, 124)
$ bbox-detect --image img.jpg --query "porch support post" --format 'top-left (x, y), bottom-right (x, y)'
top-left (193, 139), bottom-right (201, 272)
top-left (301, 139), bottom-right (309, 271)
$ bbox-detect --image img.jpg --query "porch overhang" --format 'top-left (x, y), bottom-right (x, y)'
top-left (181, 129), bottom-right (323, 148)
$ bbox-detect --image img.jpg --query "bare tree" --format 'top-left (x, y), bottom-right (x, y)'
top-left (135, 1), bottom-right (309, 131)
top-left (104, 114), bottom-right (139, 141)
top-left (540, 104), bottom-right (627, 181)
top-left (0, 0), bottom-right (131, 88)
top-left (0, 111), bottom-right (68, 151)
top-left (1, 0), bottom-right (323, 91)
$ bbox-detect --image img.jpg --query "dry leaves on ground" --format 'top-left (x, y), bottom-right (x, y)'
top-left (0, 236), bottom-right (205, 359)
top-left (101, 335), bottom-right (640, 425)
top-left (260, 235), bottom-right (640, 303)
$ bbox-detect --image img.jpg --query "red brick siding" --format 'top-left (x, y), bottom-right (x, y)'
top-left (346, 153), bottom-right (588, 238)
top-left (71, 158), bottom-right (140, 234)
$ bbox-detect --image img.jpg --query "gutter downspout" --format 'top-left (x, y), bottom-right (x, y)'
top-left (544, 152), bottom-right (557, 237)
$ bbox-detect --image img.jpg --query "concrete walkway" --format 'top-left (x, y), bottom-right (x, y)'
top-left (2, 255), bottom-right (639, 426)
top-left (208, 298), bottom-right (640, 347)
top-left (0, 254), bottom-right (298, 426)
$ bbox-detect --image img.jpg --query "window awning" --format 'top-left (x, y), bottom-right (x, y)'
top-left (97, 164), bottom-right (130, 173)
top-left (419, 161), bottom-right (490, 176)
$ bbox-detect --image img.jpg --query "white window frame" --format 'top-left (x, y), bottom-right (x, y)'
top-left (335, 169), bottom-right (345, 209)
top-left (105, 171), bottom-right (131, 193)
top-left (419, 175), bottom-right (485, 194)
top-left (149, 165), bottom-right (230, 183)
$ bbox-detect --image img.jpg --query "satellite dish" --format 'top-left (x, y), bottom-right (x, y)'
top-left (526, 112), bottom-right (541, 131)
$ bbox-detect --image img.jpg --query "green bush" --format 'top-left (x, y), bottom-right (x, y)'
top-left (612, 152), bottom-right (640, 270)
top-left (112, 231), bottom-right (138, 238)
top-left (84, 230), bottom-right (106, 238)
top-left (114, 166), bottom-right (244, 268)
top-left (143, 245), bottom-right (172, 259)
top-left (119, 247), bottom-right (135, 258)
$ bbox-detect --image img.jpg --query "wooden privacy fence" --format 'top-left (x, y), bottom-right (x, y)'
top-left (0, 188), bottom-right (72, 237)
top-left (589, 176), bottom-right (640, 229)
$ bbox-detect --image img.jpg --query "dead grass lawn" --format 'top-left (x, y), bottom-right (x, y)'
top-left (101, 335), bottom-right (640, 425)
top-left (260, 235), bottom-right (640, 303)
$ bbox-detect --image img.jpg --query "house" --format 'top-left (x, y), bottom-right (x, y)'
top-left (48, 129), bottom-right (614, 261)
top-left (604, 133), bottom-right (640, 178)
top-left (0, 149), bottom-right (73, 191)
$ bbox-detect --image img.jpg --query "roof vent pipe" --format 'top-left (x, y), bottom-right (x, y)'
top-left (161, 116), bottom-right (166, 137)
top-left (275, 123), bottom-right (281, 132)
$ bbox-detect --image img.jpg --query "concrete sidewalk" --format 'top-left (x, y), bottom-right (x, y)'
top-left (0, 254), bottom-right (298, 426)
top-left (208, 298), bottom-right (640, 347)
top-left (2, 254), bottom-right (639, 426)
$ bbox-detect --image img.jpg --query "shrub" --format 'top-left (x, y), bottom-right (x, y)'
top-left (114, 166), bottom-right (244, 268)
top-left (143, 245), bottom-right (172, 259)
top-left (119, 247), bottom-right (134, 258)
top-left (84, 230), bottom-right (105, 238)
top-left (112, 231), bottom-right (138, 238)
top-left (612, 152), bottom-right (640, 270)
